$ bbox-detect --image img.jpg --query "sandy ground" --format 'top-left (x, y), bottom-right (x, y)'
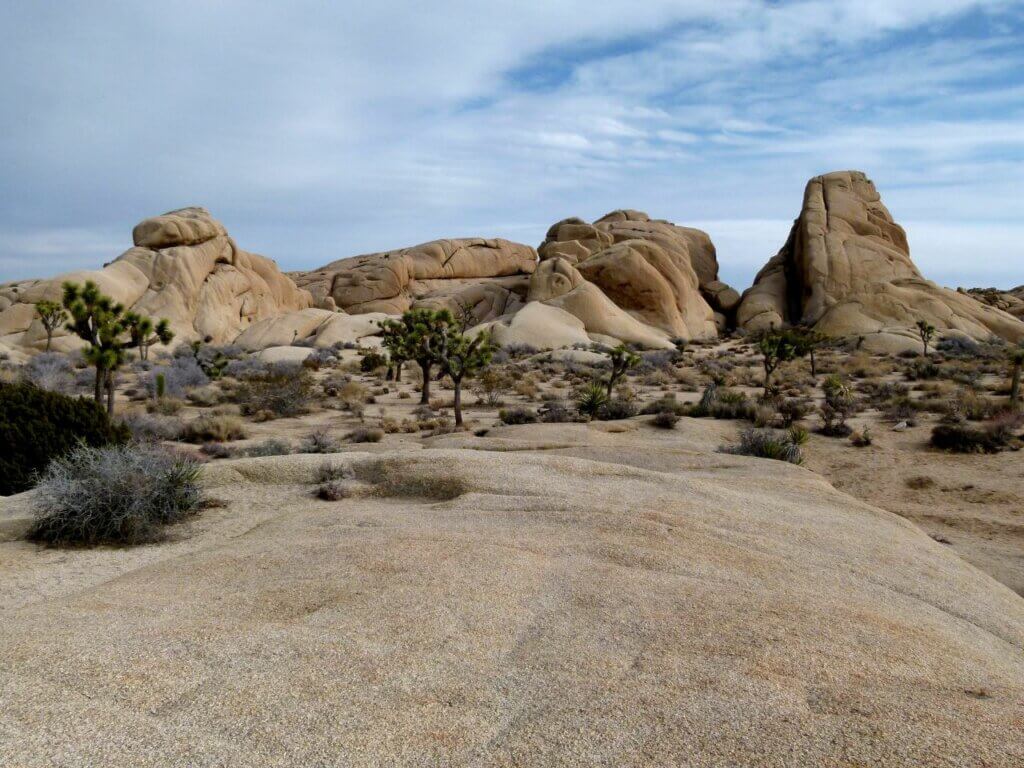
top-left (2, 430), bottom-right (1023, 766)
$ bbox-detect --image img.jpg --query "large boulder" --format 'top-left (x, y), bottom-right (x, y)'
top-left (294, 239), bottom-right (537, 321)
top-left (964, 286), bottom-right (1024, 321)
top-left (737, 171), bottom-right (1024, 350)
top-left (540, 210), bottom-right (736, 335)
top-left (0, 208), bottom-right (312, 353)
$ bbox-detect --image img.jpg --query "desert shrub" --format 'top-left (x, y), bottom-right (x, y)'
top-left (235, 363), bottom-right (314, 418)
top-left (121, 411), bottom-right (184, 442)
top-left (596, 398), bottom-right (637, 421)
top-left (22, 352), bottom-right (75, 394)
top-left (936, 336), bottom-right (979, 358)
top-left (948, 387), bottom-right (998, 421)
top-left (505, 343), bottom-right (538, 358)
top-left (200, 442), bottom-right (232, 459)
top-left (651, 411), bottom-right (680, 429)
top-left (303, 348), bottom-right (338, 370)
top-left (788, 424), bottom-right (810, 445)
top-left (337, 380), bottom-right (369, 411)
top-left (705, 388), bottom-right (755, 420)
top-left (224, 357), bottom-right (268, 379)
top-left (538, 401), bottom-right (581, 423)
top-left (818, 375), bottom-right (857, 437)
top-left (242, 438), bottom-right (293, 457)
top-left (186, 384), bottom-right (222, 407)
top-left (640, 395), bottom-right (687, 416)
top-left (148, 355), bottom-right (209, 398)
top-left (27, 443), bottom-right (201, 546)
top-left (360, 350), bottom-right (387, 373)
top-left (930, 414), bottom-right (1021, 453)
top-left (777, 398), bottom-right (809, 426)
top-left (317, 480), bottom-right (352, 500)
top-left (499, 406), bottom-right (537, 425)
top-left (181, 414), bottom-right (246, 443)
top-left (347, 427), bottom-right (384, 443)
top-left (575, 382), bottom-right (610, 418)
top-left (471, 367), bottom-right (513, 407)
top-left (720, 428), bottom-right (803, 465)
top-left (300, 427), bottom-right (341, 453)
top-left (905, 359), bottom-right (941, 381)
top-left (850, 427), bottom-right (873, 447)
top-left (0, 381), bottom-right (129, 496)
top-left (513, 375), bottom-right (540, 400)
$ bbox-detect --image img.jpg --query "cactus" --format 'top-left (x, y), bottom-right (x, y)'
top-left (155, 372), bottom-right (166, 400)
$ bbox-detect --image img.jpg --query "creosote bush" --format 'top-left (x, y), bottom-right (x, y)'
top-left (499, 406), bottom-right (537, 425)
top-left (930, 414), bottom-right (1021, 453)
top-left (181, 413), bottom-right (247, 443)
top-left (235, 363), bottom-right (315, 418)
top-left (0, 381), bottom-right (129, 496)
top-left (651, 411), bottom-right (680, 429)
top-left (27, 443), bottom-right (201, 546)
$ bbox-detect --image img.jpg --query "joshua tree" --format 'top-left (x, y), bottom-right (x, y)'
top-left (916, 320), bottom-right (936, 357)
top-left (35, 300), bottom-right (66, 352)
top-left (62, 281), bottom-right (171, 415)
top-left (1009, 346), bottom-right (1024, 412)
top-left (601, 343), bottom-right (641, 398)
top-left (378, 308), bottom-right (454, 404)
top-left (792, 327), bottom-right (828, 378)
top-left (756, 329), bottom-right (800, 396)
top-left (437, 328), bottom-right (495, 428)
top-left (124, 311), bottom-right (173, 361)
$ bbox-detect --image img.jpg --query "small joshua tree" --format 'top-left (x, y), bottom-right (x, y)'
top-left (601, 343), bottom-right (641, 397)
top-left (791, 327), bottom-right (828, 378)
top-left (62, 280), bottom-right (171, 416)
top-left (438, 329), bottom-right (495, 428)
top-left (124, 311), bottom-right (174, 361)
top-left (916, 320), bottom-right (936, 357)
top-left (35, 299), bottom-right (66, 352)
top-left (378, 308), bottom-right (454, 404)
top-left (1009, 346), bottom-right (1024, 412)
top-left (756, 329), bottom-right (800, 396)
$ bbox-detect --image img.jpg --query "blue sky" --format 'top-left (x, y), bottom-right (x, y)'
top-left (1, 1), bottom-right (1022, 290)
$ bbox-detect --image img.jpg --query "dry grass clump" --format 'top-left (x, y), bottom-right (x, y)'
top-left (720, 427), bottom-right (804, 465)
top-left (347, 427), bottom-right (384, 443)
top-left (181, 414), bottom-right (247, 443)
top-left (651, 411), bottom-right (680, 429)
top-left (27, 443), bottom-right (202, 547)
top-left (235, 363), bottom-right (315, 418)
top-left (930, 413), bottom-right (1022, 454)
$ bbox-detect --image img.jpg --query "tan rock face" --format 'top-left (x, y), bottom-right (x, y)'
top-left (964, 286), bottom-right (1024, 320)
top-left (0, 208), bottom-right (312, 352)
top-left (539, 210), bottom-right (730, 339)
top-left (737, 171), bottom-right (1024, 346)
top-left (294, 238), bottom-right (537, 323)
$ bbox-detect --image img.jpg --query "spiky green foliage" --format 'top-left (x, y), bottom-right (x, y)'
top-left (124, 312), bottom-right (174, 361)
top-left (602, 343), bottom-right (641, 397)
top-left (437, 329), bottom-right (496, 427)
top-left (576, 381), bottom-right (610, 418)
top-left (916, 320), bottom-right (936, 357)
top-left (790, 327), bottom-right (829, 377)
top-left (755, 329), bottom-right (801, 394)
top-left (34, 300), bottom-right (66, 352)
top-left (378, 308), bottom-right (456, 404)
top-left (62, 281), bottom-right (172, 415)
top-left (190, 341), bottom-right (228, 379)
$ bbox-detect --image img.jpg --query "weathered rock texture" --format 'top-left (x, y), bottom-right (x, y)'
top-left (0, 208), bottom-right (312, 352)
top-left (737, 171), bottom-right (1024, 351)
top-left (294, 239), bottom-right (537, 325)
top-left (2, 431), bottom-right (1022, 765)
top-left (964, 286), bottom-right (1024, 321)
top-left (540, 210), bottom-right (735, 338)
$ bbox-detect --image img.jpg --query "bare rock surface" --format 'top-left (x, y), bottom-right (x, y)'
top-left (964, 285), bottom-right (1024, 320)
top-left (0, 208), bottom-right (312, 351)
top-left (1, 434), bottom-right (1022, 766)
top-left (294, 238), bottom-right (537, 320)
top-left (737, 171), bottom-right (1024, 351)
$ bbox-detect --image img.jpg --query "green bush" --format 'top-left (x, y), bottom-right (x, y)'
top-left (930, 415), bottom-right (1021, 453)
top-left (720, 428), bottom-right (804, 464)
top-left (235, 363), bottom-right (315, 418)
top-left (0, 381), bottom-right (129, 496)
top-left (27, 443), bottom-right (201, 546)
top-left (499, 406), bottom-right (538, 425)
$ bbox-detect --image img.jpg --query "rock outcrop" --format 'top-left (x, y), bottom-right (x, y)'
top-left (540, 210), bottom-right (735, 338)
top-left (0, 208), bottom-right (312, 353)
top-left (963, 286), bottom-right (1024, 321)
top-left (294, 239), bottom-right (537, 324)
top-left (737, 171), bottom-right (1024, 352)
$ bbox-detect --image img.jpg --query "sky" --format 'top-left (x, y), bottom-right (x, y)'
top-left (1, 1), bottom-right (1022, 291)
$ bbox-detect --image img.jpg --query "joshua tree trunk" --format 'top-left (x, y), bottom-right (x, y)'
top-left (1012, 361), bottom-right (1022, 411)
top-left (809, 349), bottom-right (817, 378)
top-left (44, 330), bottom-right (53, 352)
top-left (105, 370), bottom-right (116, 417)
top-left (453, 377), bottom-right (464, 428)
top-left (94, 364), bottom-right (105, 405)
top-left (419, 361), bottom-right (432, 404)
top-left (395, 361), bottom-right (403, 383)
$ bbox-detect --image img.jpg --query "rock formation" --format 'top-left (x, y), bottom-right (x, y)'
top-left (294, 238), bottom-right (537, 324)
top-left (0, 208), bottom-right (312, 353)
top-left (963, 286), bottom-right (1024, 321)
top-left (737, 171), bottom-right (1024, 352)
top-left (540, 210), bottom-right (736, 336)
